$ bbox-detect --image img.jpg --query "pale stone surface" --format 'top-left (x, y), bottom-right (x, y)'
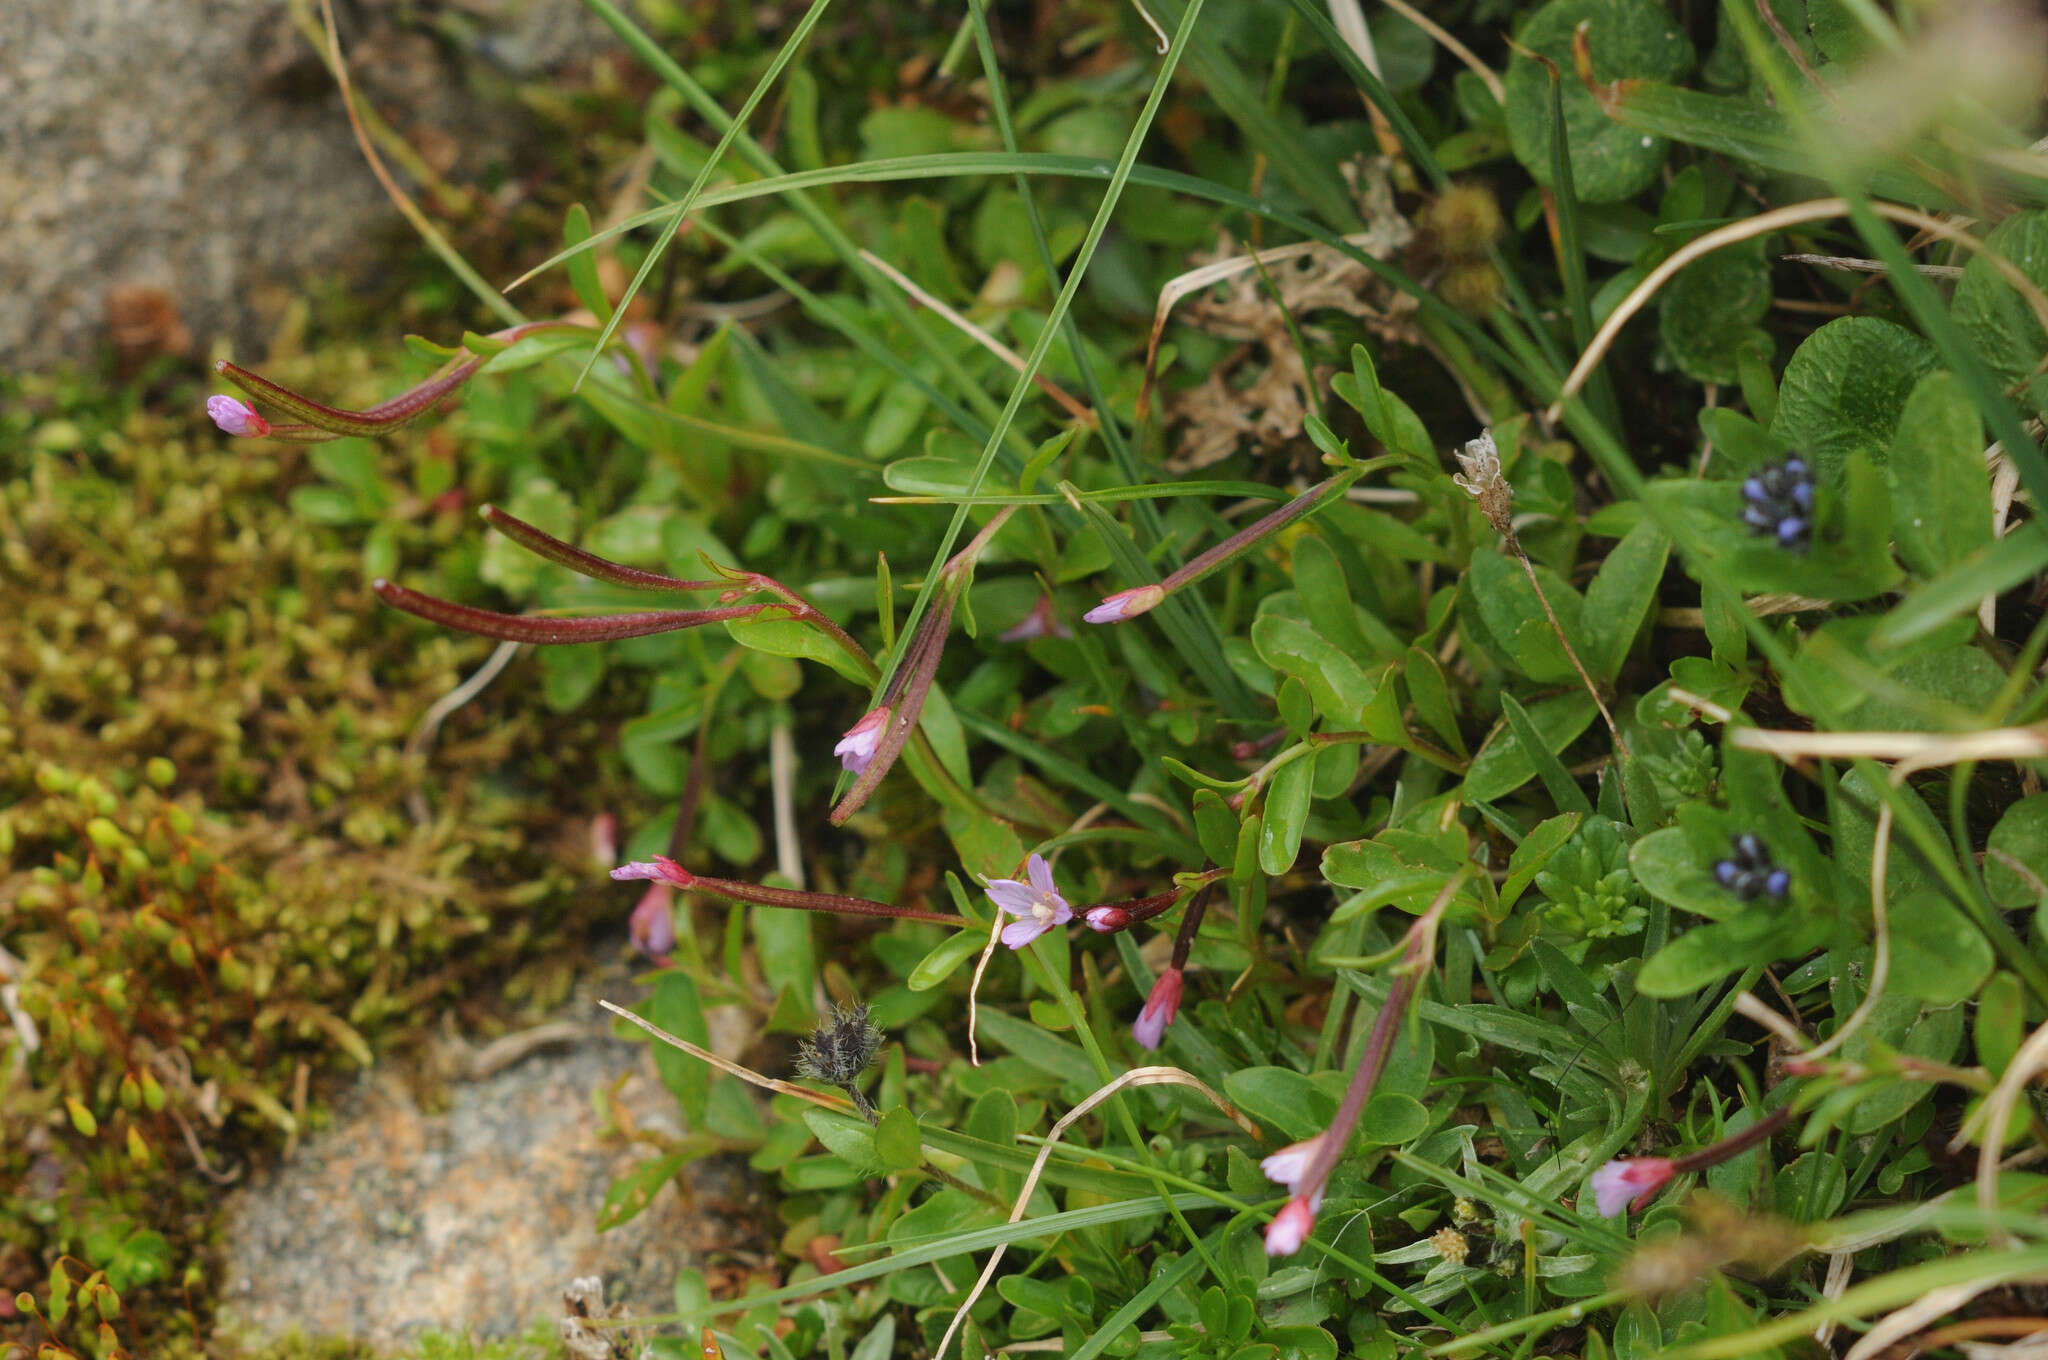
top-left (215, 977), bottom-right (765, 1346)
top-left (0, 0), bottom-right (615, 370)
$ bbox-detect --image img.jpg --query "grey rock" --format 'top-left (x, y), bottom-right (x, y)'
top-left (0, 0), bottom-right (618, 371)
top-left (214, 972), bottom-right (765, 1348)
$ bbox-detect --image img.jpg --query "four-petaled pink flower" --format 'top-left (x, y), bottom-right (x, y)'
top-left (1083, 584), bottom-right (1164, 625)
top-left (629, 882), bottom-right (676, 962)
top-left (834, 706), bottom-right (890, 774)
top-left (1132, 967), bottom-right (1183, 1050)
top-left (611, 856), bottom-right (696, 889)
top-left (1264, 1196), bottom-right (1317, 1256)
top-left (1589, 1157), bottom-right (1675, 1217)
top-left (986, 853), bottom-right (1071, 949)
top-left (206, 395), bottom-right (270, 438)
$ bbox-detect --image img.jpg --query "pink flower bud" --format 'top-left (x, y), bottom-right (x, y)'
top-left (1084, 906), bottom-right (1132, 933)
top-left (834, 706), bottom-right (890, 774)
top-left (206, 395), bottom-right (269, 438)
top-left (1264, 1196), bottom-right (1316, 1256)
top-left (629, 883), bottom-right (676, 961)
top-left (1083, 584), bottom-right (1165, 625)
top-left (1132, 967), bottom-right (1183, 1050)
top-left (1589, 1157), bottom-right (1675, 1217)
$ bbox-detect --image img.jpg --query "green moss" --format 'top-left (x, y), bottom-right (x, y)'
top-left (0, 366), bottom-right (633, 1351)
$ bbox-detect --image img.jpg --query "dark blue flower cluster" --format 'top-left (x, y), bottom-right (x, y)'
top-left (1714, 832), bottom-right (1789, 902)
top-left (1739, 456), bottom-right (1813, 550)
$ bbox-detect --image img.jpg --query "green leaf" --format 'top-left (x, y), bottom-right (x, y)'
top-left (1987, 794), bottom-right (2048, 909)
top-left (1463, 692), bottom-right (1599, 803)
top-left (1502, 0), bottom-right (1695, 204)
top-left (1581, 518), bottom-right (1671, 681)
top-left (1977, 971), bottom-right (2025, 1075)
top-left (1639, 467), bottom-right (1901, 602)
top-left (597, 1151), bottom-right (687, 1231)
top-left (908, 930), bottom-right (985, 992)
top-left (1357, 1092), bottom-right (1429, 1146)
top-left (723, 613), bottom-right (872, 684)
top-left (1629, 825), bottom-right (1737, 920)
top-left (1889, 370), bottom-right (1992, 579)
top-left (1260, 752), bottom-right (1317, 876)
top-left (1501, 812), bottom-right (1583, 911)
top-left (1887, 890), bottom-right (1994, 1006)
top-left (1951, 208), bottom-right (2048, 420)
top-left (642, 972), bottom-right (710, 1122)
top-left (875, 1106), bottom-right (923, 1172)
top-left (1404, 647), bottom-right (1467, 757)
top-left (563, 203), bottom-right (614, 323)
top-left (1462, 549), bottom-right (1588, 685)
top-left (1874, 529), bottom-right (2048, 648)
top-left (1194, 788), bottom-right (1241, 867)
top-left (805, 1108), bottom-right (880, 1172)
top-left (540, 645), bottom-right (607, 713)
top-left (1636, 915), bottom-right (1793, 996)
top-left (1769, 317), bottom-right (1938, 484)
top-left (1501, 691), bottom-right (1594, 816)
top-left (1659, 236), bottom-right (1772, 383)
top-left (1223, 1066), bottom-right (1339, 1141)
top-left (1251, 614), bottom-right (1380, 726)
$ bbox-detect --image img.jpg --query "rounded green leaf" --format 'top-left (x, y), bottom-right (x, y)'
top-left (1987, 793), bottom-right (2048, 909)
top-left (1659, 237), bottom-right (1772, 383)
top-left (1503, 0), bottom-right (1695, 203)
top-left (1769, 317), bottom-right (1937, 484)
top-left (875, 1106), bottom-right (923, 1172)
top-left (1886, 891), bottom-right (1994, 1006)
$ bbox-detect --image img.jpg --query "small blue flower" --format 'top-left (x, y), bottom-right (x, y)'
top-left (1739, 456), bottom-right (1814, 551)
top-left (1713, 832), bottom-right (1790, 902)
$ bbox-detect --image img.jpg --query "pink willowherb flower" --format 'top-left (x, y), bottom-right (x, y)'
top-left (206, 395), bottom-right (270, 438)
top-left (1083, 584), bottom-right (1165, 625)
top-left (834, 707), bottom-right (890, 774)
top-left (1589, 1157), bottom-right (1675, 1217)
top-left (611, 856), bottom-right (696, 889)
top-left (1260, 1135), bottom-right (1326, 1201)
top-left (629, 882), bottom-right (676, 962)
top-left (589, 813), bottom-right (619, 869)
top-left (999, 596), bottom-right (1073, 643)
top-left (985, 853), bottom-right (1072, 950)
top-left (1131, 967), bottom-right (1183, 1050)
top-left (1264, 1197), bottom-right (1317, 1256)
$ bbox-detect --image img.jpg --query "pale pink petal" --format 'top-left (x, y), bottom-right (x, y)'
top-left (610, 856), bottom-right (694, 888)
top-left (1026, 853), bottom-right (1057, 898)
top-left (986, 880), bottom-right (1039, 916)
top-left (630, 883), bottom-right (676, 959)
top-left (1260, 1136), bottom-right (1322, 1191)
top-left (1264, 1198), bottom-right (1316, 1256)
top-left (1132, 968), bottom-right (1183, 1050)
top-left (1082, 585), bottom-right (1164, 625)
top-left (206, 395), bottom-right (269, 438)
top-left (834, 707), bottom-right (890, 773)
top-left (1590, 1158), bottom-right (1674, 1217)
top-left (1001, 918), bottom-right (1050, 950)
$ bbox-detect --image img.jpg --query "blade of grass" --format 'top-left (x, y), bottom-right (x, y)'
top-left (1545, 64), bottom-right (1621, 437)
top-left (571, 0), bottom-right (835, 392)
top-left (866, 0), bottom-right (1216, 748)
top-left (966, 0), bottom-right (1250, 716)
